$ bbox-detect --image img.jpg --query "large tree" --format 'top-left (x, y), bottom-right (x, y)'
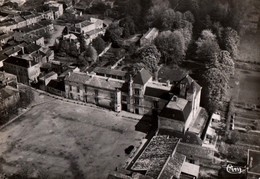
top-left (79, 45), bottom-right (98, 65)
top-left (222, 27), bottom-right (240, 60)
top-left (137, 44), bottom-right (161, 78)
top-left (196, 29), bottom-right (220, 64)
top-left (217, 50), bottom-right (235, 79)
top-left (155, 30), bottom-right (186, 64)
top-left (119, 16), bottom-right (136, 38)
top-left (202, 67), bottom-right (228, 113)
top-left (92, 36), bottom-right (106, 54)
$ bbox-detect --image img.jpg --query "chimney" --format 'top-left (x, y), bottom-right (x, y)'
top-left (172, 95), bottom-right (178, 102)
top-left (29, 60), bottom-right (32, 67)
top-left (166, 80), bottom-right (170, 87)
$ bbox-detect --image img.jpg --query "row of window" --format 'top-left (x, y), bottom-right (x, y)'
top-left (68, 85), bottom-right (158, 108)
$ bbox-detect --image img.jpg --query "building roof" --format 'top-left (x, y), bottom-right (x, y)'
top-left (159, 97), bottom-right (192, 122)
top-left (144, 87), bottom-right (172, 100)
top-left (248, 150), bottom-right (260, 174)
top-left (131, 136), bottom-right (179, 173)
top-left (133, 68), bottom-right (152, 85)
top-left (85, 75), bottom-right (124, 91)
top-left (47, 79), bottom-right (65, 91)
top-left (158, 152), bottom-right (186, 179)
top-left (65, 72), bottom-right (91, 84)
top-left (0, 71), bottom-right (16, 83)
top-left (25, 43), bottom-right (41, 54)
top-left (0, 54), bottom-right (8, 61)
top-left (41, 71), bottom-right (57, 80)
top-left (142, 28), bottom-right (159, 40)
top-left (0, 86), bottom-right (18, 102)
top-left (181, 161), bottom-right (200, 178)
top-left (4, 56), bottom-right (35, 68)
top-left (176, 142), bottom-right (214, 160)
top-left (3, 46), bottom-right (22, 56)
top-left (158, 67), bottom-right (188, 83)
top-left (94, 67), bottom-right (127, 78)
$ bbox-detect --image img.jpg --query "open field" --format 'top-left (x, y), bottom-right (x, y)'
top-left (0, 93), bottom-right (146, 178)
top-left (230, 69), bottom-right (260, 105)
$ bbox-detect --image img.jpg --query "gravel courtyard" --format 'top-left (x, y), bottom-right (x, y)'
top-left (0, 93), bottom-right (145, 178)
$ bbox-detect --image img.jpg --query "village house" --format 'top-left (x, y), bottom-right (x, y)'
top-left (46, 79), bottom-right (65, 97)
top-left (158, 75), bottom-right (202, 137)
top-left (0, 71), bottom-right (18, 89)
top-left (14, 20), bottom-right (54, 36)
top-left (64, 67), bottom-right (202, 118)
top-left (44, 1), bottom-right (64, 19)
top-left (0, 32), bottom-right (14, 46)
top-left (65, 71), bottom-right (124, 112)
top-left (0, 71), bottom-right (20, 117)
top-left (39, 71), bottom-right (58, 90)
top-left (140, 27), bottom-right (159, 46)
top-left (0, 54), bottom-right (8, 68)
top-left (0, 85), bottom-right (20, 117)
top-left (3, 56), bottom-right (41, 85)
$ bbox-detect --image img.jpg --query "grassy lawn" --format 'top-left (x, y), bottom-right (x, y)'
top-left (0, 93), bottom-right (146, 178)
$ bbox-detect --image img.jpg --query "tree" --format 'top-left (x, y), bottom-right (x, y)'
top-left (217, 50), bottom-right (235, 78)
top-left (137, 45), bottom-right (161, 79)
top-left (92, 37), bottom-right (106, 54)
top-left (196, 29), bottom-right (220, 64)
top-left (155, 30), bottom-right (186, 64)
top-left (145, 0), bottom-right (170, 28)
top-left (59, 40), bottom-right (79, 57)
top-left (79, 34), bottom-right (88, 53)
top-left (202, 67), bottom-right (228, 113)
top-left (79, 46), bottom-right (98, 64)
top-left (104, 23), bottom-right (123, 47)
top-left (222, 27), bottom-right (240, 60)
top-left (119, 16), bottom-right (136, 38)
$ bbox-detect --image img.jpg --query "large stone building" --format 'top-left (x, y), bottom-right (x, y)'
top-left (3, 56), bottom-right (41, 85)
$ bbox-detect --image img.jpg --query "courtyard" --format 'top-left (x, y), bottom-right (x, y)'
top-left (0, 92), bottom-right (146, 178)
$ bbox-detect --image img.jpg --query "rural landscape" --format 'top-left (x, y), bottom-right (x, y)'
top-left (0, 0), bottom-right (259, 178)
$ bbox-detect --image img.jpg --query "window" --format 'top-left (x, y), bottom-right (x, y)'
top-left (153, 101), bottom-right (158, 108)
top-left (85, 86), bottom-right (88, 92)
top-left (122, 95), bottom-right (127, 101)
top-left (69, 85), bottom-right (72, 91)
top-left (77, 86), bottom-right (80, 93)
top-left (95, 90), bottom-right (98, 96)
top-left (134, 97), bottom-right (139, 105)
top-left (135, 88), bottom-right (140, 95)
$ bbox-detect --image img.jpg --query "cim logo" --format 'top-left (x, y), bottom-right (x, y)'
top-left (226, 164), bottom-right (245, 174)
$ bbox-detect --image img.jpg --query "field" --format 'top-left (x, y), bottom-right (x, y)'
top-left (223, 67), bottom-right (260, 162)
top-left (231, 69), bottom-right (260, 105)
top-left (0, 93), bottom-right (146, 178)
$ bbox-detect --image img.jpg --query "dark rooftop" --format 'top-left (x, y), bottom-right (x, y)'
top-left (25, 43), bottom-right (41, 54)
top-left (94, 67), bottom-right (127, 78)
top-left (133, 68), bottom-right (152, 85)
top-left (144, 87), bottom-right (172, 100)
top-left (159, 99), bottom-right (192, 122)
top-left (158, 67), bottom-right (188, 83)
top-left (47, 80), bottom-right (65, 91)
top-left (4, 56), bottom-right (35, 68)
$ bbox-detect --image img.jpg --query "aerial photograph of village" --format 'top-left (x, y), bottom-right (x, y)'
top-left (0, 0), bottom-right (259, 178)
